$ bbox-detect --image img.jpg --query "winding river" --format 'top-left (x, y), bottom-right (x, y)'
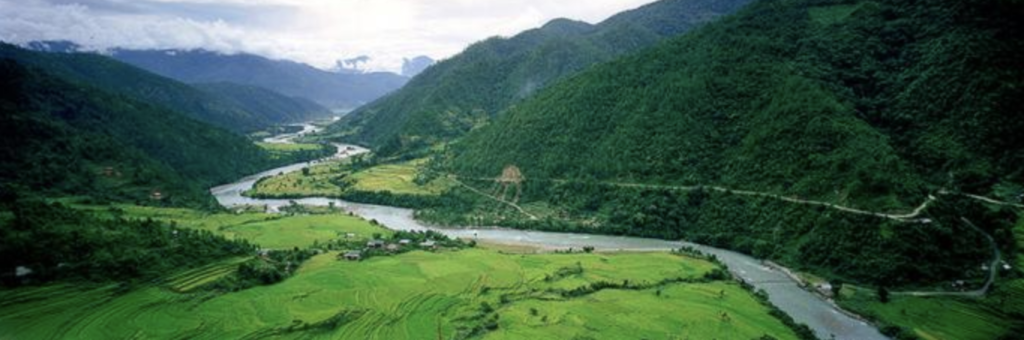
top-left (210, 125), bottom-right (887, 340)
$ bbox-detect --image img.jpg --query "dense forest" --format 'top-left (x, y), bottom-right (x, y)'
top-left (195, 82), bottom-right (332, 125)
top-left (451, 0), bottom-right (1023, 210)
top-left (0, 58), bottom-right (276, 208)
top-left (324, 0), bottom-right (754, 155)
top-left (424, 0), bottom-right (1024, 286)
top-left (0, 44), bottom-right (287, 132)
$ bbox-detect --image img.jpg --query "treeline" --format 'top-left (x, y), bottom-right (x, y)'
top-left (0, 200), bottom-right (254, 286)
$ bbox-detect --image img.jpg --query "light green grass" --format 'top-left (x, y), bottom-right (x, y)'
top-left (488, 282), bottom-right (794, 340)
top-left (216, 214), bottom-right (389, 249)
top-left (257, 142), bottom-right (325, 152)
top-left (349, 159), bottom-right (452, 195)
top-left (248, 158), bottom-right (453, 198)
top-left (71, 203), bottom-right (383, 249)
top-left (0, 249), bottom-right (796, 339)
top-left (249, 160), bottom-right (348, 197)
top-left (838, 285), bottom-right (1019, 340)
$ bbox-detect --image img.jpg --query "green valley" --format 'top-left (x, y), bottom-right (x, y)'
top-left (3, 0), bottom-right (1022, 338)
top-left (0, 202), bottom-right (804, 340)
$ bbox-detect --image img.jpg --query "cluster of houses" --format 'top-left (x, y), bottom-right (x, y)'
top-left (341, 238), bottom-right (439, 261)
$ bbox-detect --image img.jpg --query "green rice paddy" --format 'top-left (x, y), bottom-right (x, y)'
top-left (0, 209), bottom-right (798, 339)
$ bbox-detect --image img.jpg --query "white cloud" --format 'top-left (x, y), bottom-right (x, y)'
top-left (0, 0), bottom-right (657, 72)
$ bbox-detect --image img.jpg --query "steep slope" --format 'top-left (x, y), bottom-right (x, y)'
top-left (0, 59), bottom-right (273, 207)
top-left (325, 0), bottom-right (754, 154)
top-left (453, 0), bottom-right (1023, 209)
top-left (195, 82), bottom-right (332, 124)
top-left (111, 49), bottom-right (408, 109)
top-left (0, 44), bottom-right (268, 133)
top-left (443, 0), bottom-right (1023, 285)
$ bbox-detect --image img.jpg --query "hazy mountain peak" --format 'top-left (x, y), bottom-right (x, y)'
top-left (401, 56), bottom-right (435, 77)
top-left (333, 55), bottom-right (372, 74)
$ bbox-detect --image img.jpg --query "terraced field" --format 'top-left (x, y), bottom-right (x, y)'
top-left (0, 249), bottom-right (798, 339)
top-left (246, 158), bottom-right (452, 198)
top-left (69, 203), bottom-right (385, 249)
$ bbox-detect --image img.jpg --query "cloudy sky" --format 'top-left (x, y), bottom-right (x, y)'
top-left (0, 0), bottom-right (657, 72)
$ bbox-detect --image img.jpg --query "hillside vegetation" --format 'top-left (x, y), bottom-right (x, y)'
top-left (0, 44), bottom-right (283, 132)
top-left (195, 82), bottom-right (332, 125)
top-left (0, 59), bottom-right (277, 207)
top-left (435, 0), bottom-right (1024, 287)
top-left (325, 0), bottom-right (754, 154)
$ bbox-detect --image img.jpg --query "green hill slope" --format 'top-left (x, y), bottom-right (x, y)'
top-left (0, 44), bottom-right (272, 132)
top-left (441, 0), bottom-right (1023, 286)
top-left (0, 59), bottom-right (273, 207)
top-left (195, 82), bottom-right (333, 125)
top-left (452, 0), bottom-right (1022, 210)
top-left (324, 0), bottom-right (754, 154)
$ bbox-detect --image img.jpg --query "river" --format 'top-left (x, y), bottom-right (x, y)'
top-left (210, 128), bottom-right (887, 340)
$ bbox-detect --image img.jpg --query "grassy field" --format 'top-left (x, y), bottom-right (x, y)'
top-left (257, 142), bottom-right (326, 152)
top-left (349, 159), bottom-right (452, 195)
top-left (0, 248), bottom-right (798, 339)
top-left (247, 158), bottom-right (453, 198)
top-left (257, 142), bottom-right (332, 161)
top-left (834, 209), bottom-right (1024, 340)
top-left (837, 285), bottom-right (1020, 340)
top-left (68, 202), bottom-right (387, 249)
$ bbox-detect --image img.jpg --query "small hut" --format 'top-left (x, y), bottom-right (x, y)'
top-left (343, 251), bottom-right (362, 261)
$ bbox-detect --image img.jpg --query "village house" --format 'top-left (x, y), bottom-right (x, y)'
top-left (398, 239), bottom-right (411, 245)
top-left (342, 251), bottom-right (362, 261)
top-left (367, 240), bottom-right (385, 248)
top-left (420, 240), bottom-right (437, 249)
top-left (386, 244), bottom-right (400, 252)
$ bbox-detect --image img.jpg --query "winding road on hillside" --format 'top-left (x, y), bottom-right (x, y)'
top-left (209, 125), bottom-right (1018, 340)
top-left (211, 126), bottom-right (892, 340)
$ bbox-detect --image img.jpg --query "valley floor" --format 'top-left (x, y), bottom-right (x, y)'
top-left (0, 205), bottom-right (800, 340)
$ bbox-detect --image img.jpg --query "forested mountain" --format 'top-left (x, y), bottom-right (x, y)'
top-left (195, 82), bottom-right (332, 125)
top-left (110, 49), bottom-right (409, 109)
top-left (443, 0), bottom-right (1023, 285)
top-left (0, 58), bottom-right (274, 208)
top-left (0, 44), bottom-right (271, 133)
top-left (324, 0), bottom-right (754, 154)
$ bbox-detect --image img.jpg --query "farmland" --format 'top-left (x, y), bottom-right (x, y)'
top-left (0, 204), bottom-right (799, 340)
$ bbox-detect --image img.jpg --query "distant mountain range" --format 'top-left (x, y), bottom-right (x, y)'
top-left (109, 48), bottom-right (408, 110)
top-left (21, 41), bottom-right (411, 110)
top-left (324, 0), bottom-right (755, 153)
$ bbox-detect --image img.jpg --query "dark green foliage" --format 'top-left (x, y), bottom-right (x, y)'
top-left (0, 58), bottom-right (275, 207)
top-left (326, 0), bottom-right (754, 154)
top-left (452, 0), bottom-right (1023, 209)
top-left (877, 286), bottom-right (890, 303)
top-left (0, 201), bottom-right (254, 286)
top-left (195, 82), bottom-right (333, 124)
top-left (438, 0), bottom-right (1023, 286)
top-left (0, 44), bottom-right (271, 132)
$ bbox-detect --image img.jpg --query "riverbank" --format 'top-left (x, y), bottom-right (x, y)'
top-left (209, 129), bottom-right (888, 340)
